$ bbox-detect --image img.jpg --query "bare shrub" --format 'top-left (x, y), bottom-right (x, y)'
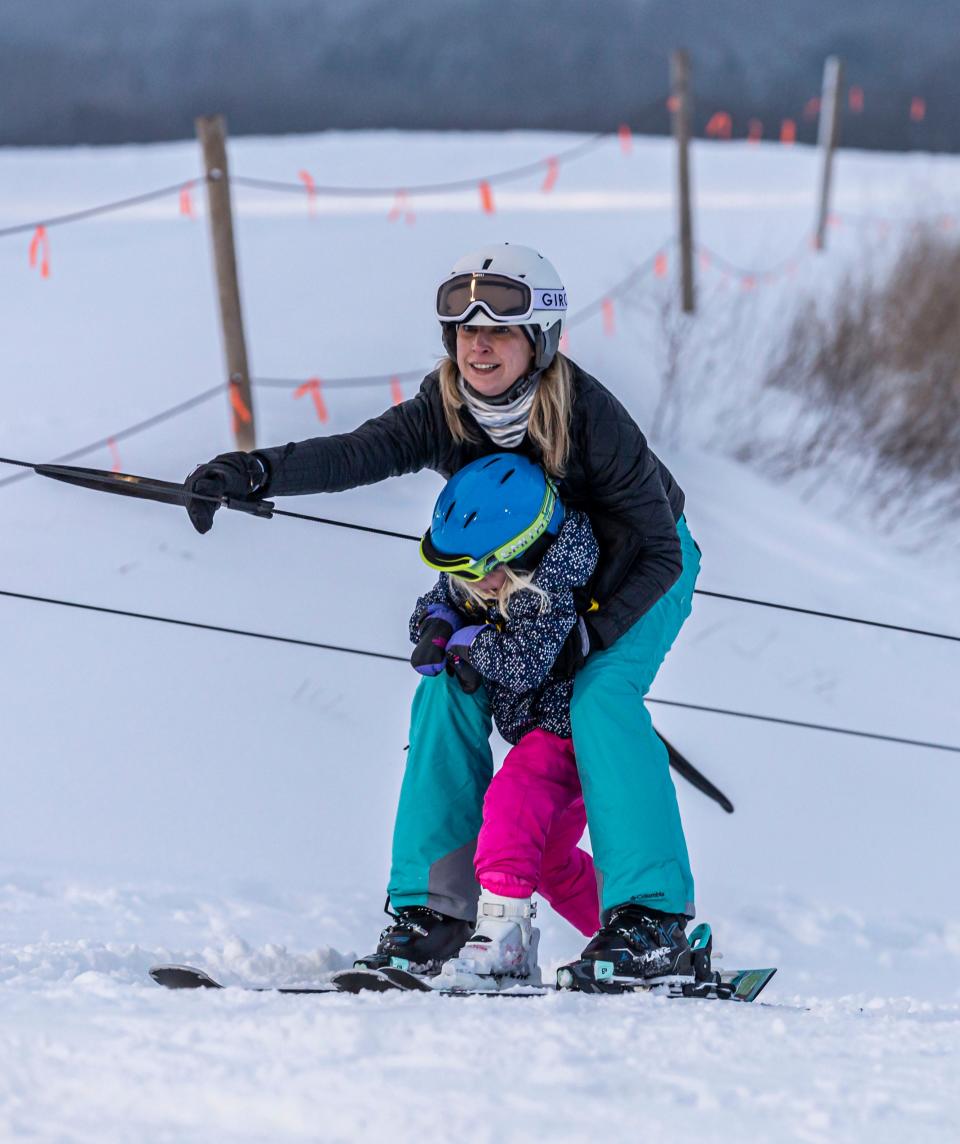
top-left (761, 227), bottom-right (960, 518)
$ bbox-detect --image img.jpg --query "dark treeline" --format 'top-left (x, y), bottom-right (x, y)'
top-left (1, 0), bottom-right (956, 151)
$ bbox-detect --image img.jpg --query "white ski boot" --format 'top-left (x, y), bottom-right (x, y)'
top-left (437, 891), bottom-right (541, 992)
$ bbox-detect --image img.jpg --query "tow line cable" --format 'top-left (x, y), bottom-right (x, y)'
top-left (1, 456), bottom-right (957, 756)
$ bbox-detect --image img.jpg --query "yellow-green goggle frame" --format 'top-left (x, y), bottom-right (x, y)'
top-left (420, 478), bottom-right (559, 581)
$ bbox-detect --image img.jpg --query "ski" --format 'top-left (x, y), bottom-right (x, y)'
top-left (331, 966), bottom-right (548, 996)
top-left (331, 966), bottom-right (434, 993)
top-left (149, 964), bottom-right (338, 994)
top-left (718, 967), bottom-right (778, 1003)
top-left (151, 922), bottom-right (778, 1004)
top-left (330, 962), bottom-right (776, 1002)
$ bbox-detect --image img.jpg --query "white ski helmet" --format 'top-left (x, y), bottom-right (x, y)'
top-left (436, 243), bottom-right (567, 373)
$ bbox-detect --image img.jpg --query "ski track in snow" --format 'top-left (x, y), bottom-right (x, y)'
top-left (2, 130), bottom-right (959, 1140)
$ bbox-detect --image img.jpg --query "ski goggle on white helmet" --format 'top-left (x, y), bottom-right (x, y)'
top-left (436, 244), bottom-right (567, 331)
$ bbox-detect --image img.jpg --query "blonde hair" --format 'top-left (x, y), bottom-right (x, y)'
top-left (438, 352), bottom-right (574, 478)
top-left (453, 564), bottom-right (550, 620)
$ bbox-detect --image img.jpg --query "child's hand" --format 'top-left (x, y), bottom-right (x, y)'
top-left (410, 604), bottom-right (460, 676)
top-left (447, 657), bottom-right (483, 694)
top-left (445, 625), bottom-right (490, 695)
top-left (446, 625), bottom-right (489, 660)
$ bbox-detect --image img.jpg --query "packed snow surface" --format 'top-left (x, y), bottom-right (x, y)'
top-left (1, 130), bottom-right (958, 1141)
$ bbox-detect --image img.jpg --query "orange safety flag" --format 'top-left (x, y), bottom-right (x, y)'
top-left (654, 251), bottom-right (668, 279)
top-left (910, 97), bottom-right (926, 122)
top-left (294, 377), bottom-right (329, 423)
top-left (298, 170), bottom-right (317, 216)
top-left (179, 183), bottom-right (195, 218)
top-left (28, 226), bottom-right (50, 278)
top-left (747, 119), bottom-right (763, 143)
top-left (229, 380), bottom-right (252, 424)
top-left (803, 97), bottom-right (821, 121)
top-left (108, 438), bottom-right (122, 473)
top-left (479, 180), bottom-right (495, 214)
top-left (618, 124), bottom-right (632, 154)
top-left (601, 298), bottom-right (615, 336)
top-left (388, 190), bottom-right (415, 224)
top-left (705, 112), bottom-right (732, 140)
top-left (849, 86), bottom-right (865, 113)
top-left (780, 119), bottom-right (797, 145)
top-left (541, 157), bottom-right (559, 193)
top-left (390, 377), bottom-right (404, 406)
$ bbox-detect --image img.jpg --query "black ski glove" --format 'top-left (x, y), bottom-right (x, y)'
top-left (184, 451), bottom-right (268, 534)
top-left (552, 615), bottom-right (597, 679)
top-left (446, 655), bottom-right (484, 695)
top-left (445, 625), bottom-right (487, 695)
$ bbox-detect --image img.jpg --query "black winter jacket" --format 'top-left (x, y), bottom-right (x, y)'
top-left (256, 361), bottom-right (685, 649)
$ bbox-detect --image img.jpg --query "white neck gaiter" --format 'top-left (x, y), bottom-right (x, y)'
top-left (457, 375), bottom-right (539, 448)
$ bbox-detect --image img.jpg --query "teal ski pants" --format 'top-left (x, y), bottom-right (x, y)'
top-left (389, 517), bottom-right (700, 924)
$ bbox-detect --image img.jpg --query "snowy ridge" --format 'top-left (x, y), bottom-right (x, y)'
top-left (0, 875), bottom-right (358, 990)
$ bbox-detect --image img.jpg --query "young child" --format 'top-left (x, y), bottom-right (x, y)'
top-left (409, 452), bottom-right (600, 988)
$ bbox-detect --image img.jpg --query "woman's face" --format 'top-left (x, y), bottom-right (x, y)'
top-left (456, 324), bottom-right (534, 397)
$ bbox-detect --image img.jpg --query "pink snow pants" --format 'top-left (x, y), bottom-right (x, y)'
top-left (473, 729), bottom-right (600, 937)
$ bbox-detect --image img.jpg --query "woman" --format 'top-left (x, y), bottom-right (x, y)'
top-left (185, 243), bottom-right (701, 992)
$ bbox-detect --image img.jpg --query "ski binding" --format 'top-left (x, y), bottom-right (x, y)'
top-left (554, 923), bottom-right (777, 1002)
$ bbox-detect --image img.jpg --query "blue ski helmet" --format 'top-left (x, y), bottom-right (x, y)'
top-left (420, 453), bottom-right (565, 581)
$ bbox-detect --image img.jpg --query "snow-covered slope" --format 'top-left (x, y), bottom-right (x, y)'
top-left (1, 131), bottom-right (958, 1140)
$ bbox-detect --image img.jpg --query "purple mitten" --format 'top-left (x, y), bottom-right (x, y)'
top-left (411, 604), bottom-right (461, 677)
top-left (424, 603), bottom-right (461, 631)
top-left (446, 625), bottom-right (490, 663)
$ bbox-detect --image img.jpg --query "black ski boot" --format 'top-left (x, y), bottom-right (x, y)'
top-left (556, 904), bottom-right (694, 994)
top-left (354, 906), bottom-right (473, 977)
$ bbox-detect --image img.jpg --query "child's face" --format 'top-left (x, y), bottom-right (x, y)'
top-left (468, 566), bottom-right (508, 594)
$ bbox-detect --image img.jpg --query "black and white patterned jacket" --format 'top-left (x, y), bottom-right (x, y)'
top-left (409, 509), bottom-right (599, 745)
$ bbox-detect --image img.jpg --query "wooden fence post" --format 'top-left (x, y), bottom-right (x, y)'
top-left (671, 49), bottom-right (695, 313)
top-left (814, 56), bottom-right (844, 252)
top-left (195, 114), bottom-right (256, 450)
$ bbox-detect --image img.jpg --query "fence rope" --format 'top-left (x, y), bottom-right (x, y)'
top-left (230, 134), bottom-right (609, 197)
top-left (0, 179), bottom-right (200, 239)
top-left (0, 384), bottom-right (224, 488)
